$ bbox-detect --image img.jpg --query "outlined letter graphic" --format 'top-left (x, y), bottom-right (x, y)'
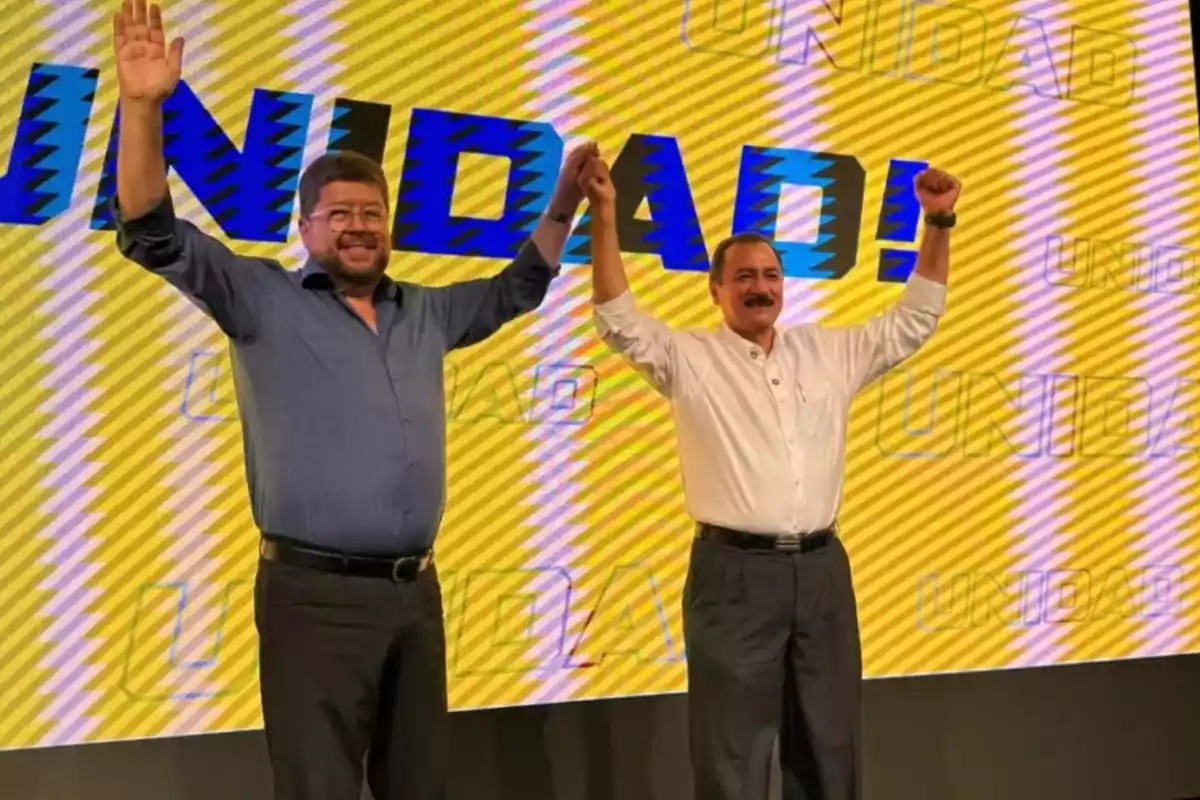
top-left (181, 350), bottom-right (234, 423)
top-left (121, 580), bottom-right (256, 701)
top-left (732, 146), bottom-right (865, 280)
top-left (1042, 235), bottom-right (1090, 288)
top-left (448, 361), bottom-right (525, 424)
top-left (969, 571), bottom-right (1029, 628)
top-left (568, 564), bottom-right (679, 666)
top-left (450, 568), bottom-right (571, 675)
top-left (393, 109), bottom-right (562, 260)
top-left (1067, 26), bottom-right (1137, 108)
top-left (1152, 246), bottom-right (1197, 295)
top-left (1139, 566), bottom-right (1183, 618)
top-left (91, 85), bottom-right (312, 240)
top-left (1079, 376), bottom-right (1149, 457)
top-left (531, 364), bottom-right (598, 426)
top-left (874, 369), bottom-right (961, 458)
top-left (1088, 238), bottom-right (1151, 291)
top-left (1150, 379), bottom-right (1199, 458)
top-left (903, 0), bottom-right (988, 88)
top-left (915, 572), bottom-right (970, 630)
top-left (1043, 570), bottom-right (1090, 623)
top-left (875, 158), bottom-right (927, 283)
top-left (680, 0), bottom-right (777, 58)
top-left (0, 63), bottom-right (98, 225)
top-left (963, 372), bottom-right (1046, 458)
top-left (982, 15), bottom-right (1064, 99)
top-left (776, 0), bottom-right (872, 72)
top-left (1091, 568), bottom-right (1141, 619)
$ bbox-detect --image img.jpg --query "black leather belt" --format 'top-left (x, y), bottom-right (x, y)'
top-left (260, 536), bottom-right (432, 582)
top-left (697, 522), bottom-right (835, 553)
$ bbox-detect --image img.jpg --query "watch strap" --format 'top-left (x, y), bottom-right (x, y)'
top-left (925, 211), bottom-right (956, 229)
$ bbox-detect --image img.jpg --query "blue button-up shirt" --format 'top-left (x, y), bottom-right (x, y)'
top-left (114, 195), bottom-right (556, 555)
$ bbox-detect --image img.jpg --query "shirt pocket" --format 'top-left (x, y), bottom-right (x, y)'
top-left (797, 380), bottom-right (839, 442)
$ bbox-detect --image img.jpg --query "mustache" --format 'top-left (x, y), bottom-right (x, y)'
top-left (338, 233), bottom-right (378, 248)
top-left (743, 293), bottom-right (775, 307)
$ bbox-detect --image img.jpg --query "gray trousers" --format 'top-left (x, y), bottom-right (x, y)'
top-left (683, 535), bottom-right (862, 800)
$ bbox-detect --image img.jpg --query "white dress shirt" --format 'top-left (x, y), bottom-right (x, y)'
top-left (592, 275), bottom-right (947, 535)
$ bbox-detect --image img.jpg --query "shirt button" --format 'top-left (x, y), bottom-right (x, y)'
top-left (750, 351), bottom-right (759, 359)
top-left (772, 379), bottom-right (780, 386)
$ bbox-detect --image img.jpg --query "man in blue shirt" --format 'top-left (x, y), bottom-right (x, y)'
top-left (111, 3), bottom-right (592, 797)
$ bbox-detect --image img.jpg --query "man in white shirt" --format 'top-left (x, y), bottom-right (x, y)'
top-left (578, 154), bottom-right (957, 800)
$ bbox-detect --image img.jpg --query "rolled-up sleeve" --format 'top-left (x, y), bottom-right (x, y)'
top-left (113, 194), bottom-right (259, 341)
top-left (833, 273), bottom-right (947, 394)
top-left (593, 290), bottom-right (677, 396)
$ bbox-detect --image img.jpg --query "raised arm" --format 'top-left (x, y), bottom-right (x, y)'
top-left (582, 154), bottom-right (677, 396)
top-left (429, 143), bottom-right (596, 350)
top-left (426, 240), bottom-right (557, 350)
top-left (113, 0), bottom-right (181, 220)
top-left (111, 0), bottom-right (257, 340)
top-left (833, 168), bottom-right (959, 393)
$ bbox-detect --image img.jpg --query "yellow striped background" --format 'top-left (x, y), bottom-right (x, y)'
top-left (1, 0), bottom-right (1198, 747)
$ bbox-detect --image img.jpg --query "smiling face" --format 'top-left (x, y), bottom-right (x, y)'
top-left (709, 236), bottom-right (784, 336)
top-left (296, 151), bottom-right (392, 290)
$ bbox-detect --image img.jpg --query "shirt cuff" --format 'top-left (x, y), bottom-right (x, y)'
top-left (517, 237), bottom-right (560, 276)
top-left (900, 273), bottom-right (948, 316)
top-left (593, 289), bottom-right (637, 317)
top-left (110, 192), bottom-right (178, 237)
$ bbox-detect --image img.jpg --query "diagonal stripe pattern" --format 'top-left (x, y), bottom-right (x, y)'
top-left (0, 0), bottom-right (1199, 749)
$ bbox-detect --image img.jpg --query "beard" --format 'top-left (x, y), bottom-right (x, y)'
top-left (316, 232), bottom-right (389, 288)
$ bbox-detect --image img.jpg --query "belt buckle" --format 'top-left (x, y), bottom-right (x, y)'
top-left (391, 556), bottom-right (415, 582)
top-left (390, 553), bottom-right (428, 582)
top-left (776, 535), bottom-right (803, 552)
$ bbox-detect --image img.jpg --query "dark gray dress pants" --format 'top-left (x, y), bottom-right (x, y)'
top-left (683, 535), bottom-right (862, 800)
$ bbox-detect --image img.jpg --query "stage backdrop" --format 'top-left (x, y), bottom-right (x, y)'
top-left (2, 0), bottom-right (1199, 749)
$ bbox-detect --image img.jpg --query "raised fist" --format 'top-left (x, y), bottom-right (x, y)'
top-left (914, 168), bottom-right (961, 214)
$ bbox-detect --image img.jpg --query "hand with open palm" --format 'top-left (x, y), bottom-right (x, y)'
top-left (113, 0), bottom-right (184, 104)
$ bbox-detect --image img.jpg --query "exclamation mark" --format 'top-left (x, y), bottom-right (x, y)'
top-left (875, 159), bottom-right (927, 283)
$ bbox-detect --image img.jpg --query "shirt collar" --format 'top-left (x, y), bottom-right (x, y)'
top-left (717, 322), bottom-right (776, 362)
top-left (299, 259), bottom-right (399, 302)
top-left (299, 258), bottom-right (329, 288)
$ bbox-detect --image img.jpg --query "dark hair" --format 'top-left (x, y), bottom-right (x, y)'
top-left (298, 150), bottom-right (389, 218)
top-left (709, 232), bottom-right (783, 283)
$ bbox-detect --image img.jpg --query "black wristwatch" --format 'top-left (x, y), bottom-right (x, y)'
top-left (925, 211), bottom-right (956, 229)
top-left (544, 208), bottom-right (573, 225)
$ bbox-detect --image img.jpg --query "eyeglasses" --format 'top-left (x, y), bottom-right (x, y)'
top-left (309, 207), bottom-right (388, 231)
